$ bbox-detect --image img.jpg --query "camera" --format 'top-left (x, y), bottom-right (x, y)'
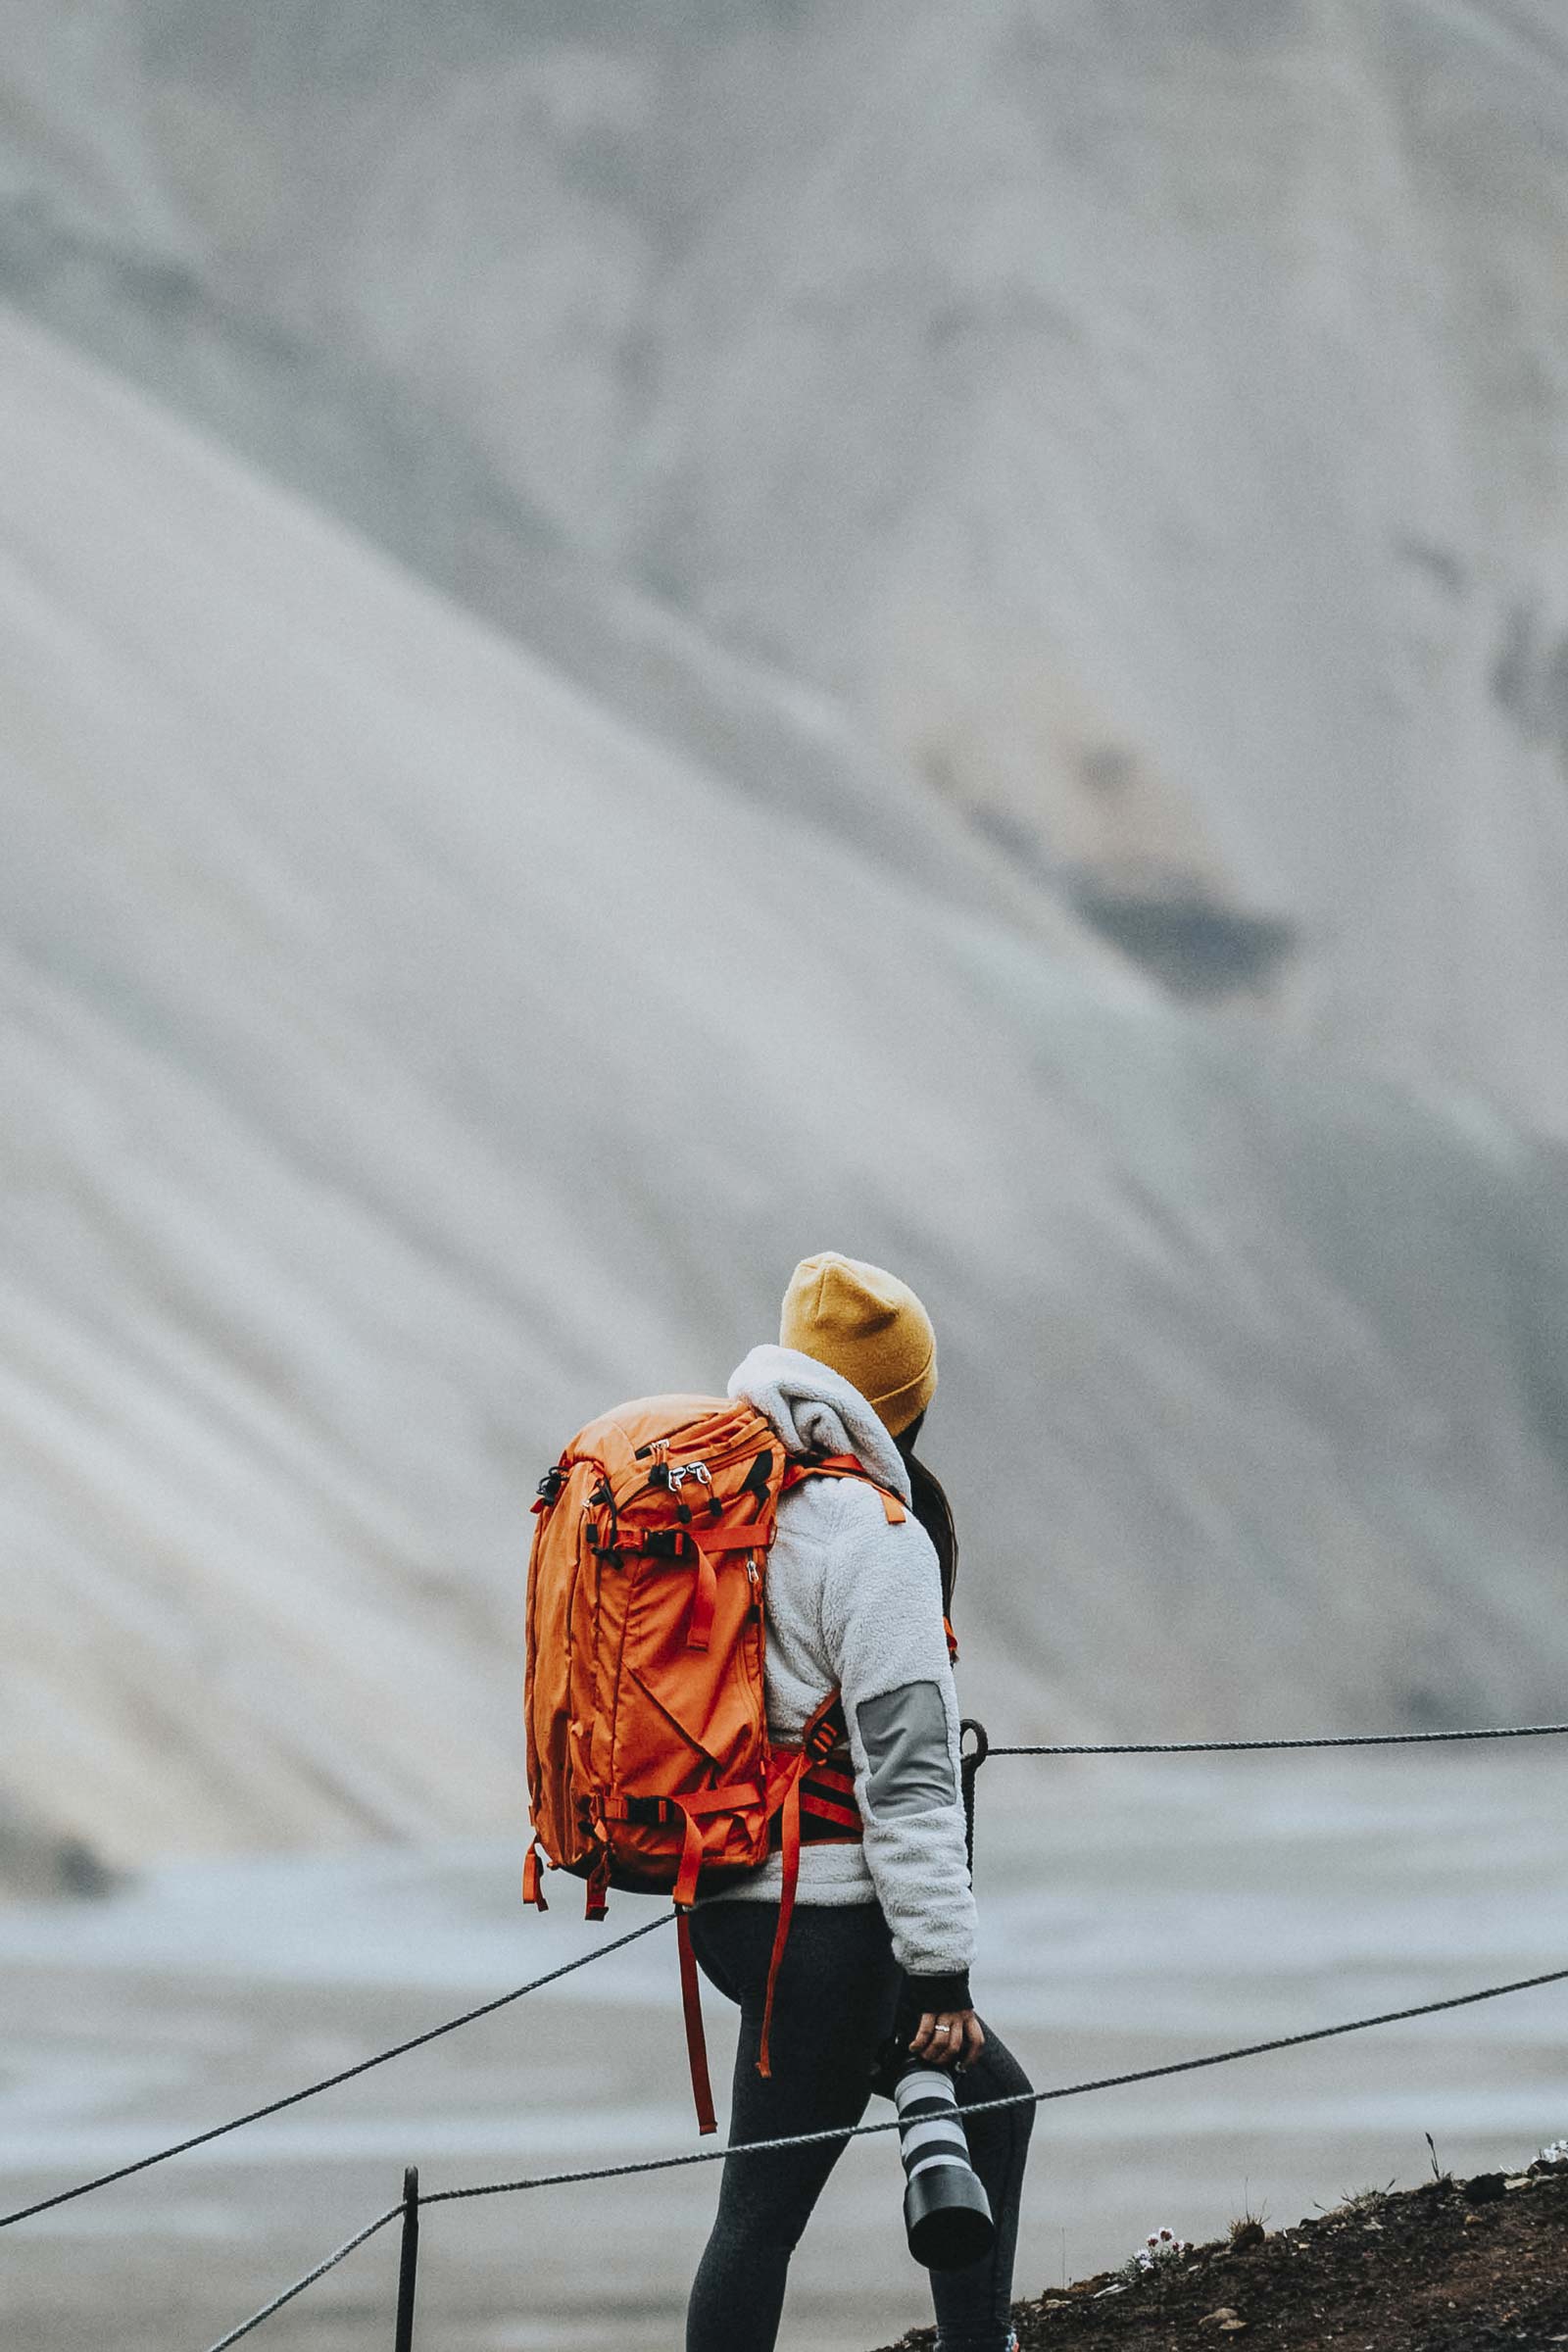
top-left (891, 2058), bottom-right (995, 2270)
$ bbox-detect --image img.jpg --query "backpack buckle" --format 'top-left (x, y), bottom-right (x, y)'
top-left (665, 1462), bottom-right (711, 1493)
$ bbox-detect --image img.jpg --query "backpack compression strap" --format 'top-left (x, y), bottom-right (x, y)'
top-left (757, 1689), bottom-right (848, 2082)
top-left (781, 1452), bottom-right (907, 1524)
top-left (676, 1910), bottom-right (718, 2135)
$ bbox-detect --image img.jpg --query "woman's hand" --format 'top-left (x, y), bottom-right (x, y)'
top-left (908, 2009), bottom-right (985, 2069)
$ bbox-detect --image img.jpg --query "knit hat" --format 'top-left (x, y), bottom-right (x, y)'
top-left (779, 1252), bottom-right (938, 1436)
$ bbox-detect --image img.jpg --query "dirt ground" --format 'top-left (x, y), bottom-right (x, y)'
top-left (885, 2158), bottom-right (1568, 2352)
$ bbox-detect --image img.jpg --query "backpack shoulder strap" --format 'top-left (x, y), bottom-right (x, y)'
top-left (783, 1456), bottom-right (955, 1645)
top-left (780, 1451), bottom-right (906, 1525)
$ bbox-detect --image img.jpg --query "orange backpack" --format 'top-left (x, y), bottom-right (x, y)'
top-left (521, 1392), bottom-right (906, 2130)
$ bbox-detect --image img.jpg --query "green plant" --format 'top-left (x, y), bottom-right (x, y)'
top-left (1319, 2180), bottom-right (1396, 2220)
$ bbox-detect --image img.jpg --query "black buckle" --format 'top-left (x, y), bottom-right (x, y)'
top-left (620, 1794), bottom-right (673, 1827)
top-left (740, 1449), bottom-right (774, 1516)
top-left (536, 1465), bottom-right (567, 1504)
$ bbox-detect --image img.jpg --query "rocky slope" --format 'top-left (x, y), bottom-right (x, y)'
top-left (4, 302), bottom-right (1568, 1869)
top-left (894, 2155), bottom-right (1568, 2352)
top-left (5, 2), bottom-right (1568, 1122)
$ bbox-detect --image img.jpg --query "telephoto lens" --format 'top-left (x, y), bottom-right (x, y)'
top-left (892, 2060), bottom-right (995, 2270)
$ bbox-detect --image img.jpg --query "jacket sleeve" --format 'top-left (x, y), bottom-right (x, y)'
top-left (816, 1479), bottom-right (977, 2002)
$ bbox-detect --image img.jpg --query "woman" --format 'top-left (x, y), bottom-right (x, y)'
top-left (687, 1252), bottom-right (1033, 2352)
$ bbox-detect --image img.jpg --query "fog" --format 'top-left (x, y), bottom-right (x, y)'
top-left (3, 5), bottom-right (1568, 2347)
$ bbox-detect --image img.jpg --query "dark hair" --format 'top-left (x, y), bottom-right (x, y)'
top-left (895, 1413), bottom-right (957, 1620)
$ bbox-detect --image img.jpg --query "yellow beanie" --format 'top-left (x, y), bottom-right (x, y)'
top-left (779, 1252), bottom-right (938, 1436)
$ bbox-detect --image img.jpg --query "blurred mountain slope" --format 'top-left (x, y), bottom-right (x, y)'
top-left (4, 0), bottom-right (1568, 1122)
top-left (3, 303), bottom-right (1568, 1871)
top-left (0, 39), bottom-right (1091, 964)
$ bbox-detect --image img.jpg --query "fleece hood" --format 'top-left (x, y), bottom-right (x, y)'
top-left (726, 1344), bottom-right (913, 1505)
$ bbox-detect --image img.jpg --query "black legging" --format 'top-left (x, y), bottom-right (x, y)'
top-left (686, 1900), bottom-right (1033, 2352)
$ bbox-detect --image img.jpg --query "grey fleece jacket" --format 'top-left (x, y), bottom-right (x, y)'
top-left (714, 1345), bottom-right (977, 2005)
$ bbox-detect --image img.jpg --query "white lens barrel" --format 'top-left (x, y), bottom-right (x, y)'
top-left (894, 2061), bottom-right (995, 2273)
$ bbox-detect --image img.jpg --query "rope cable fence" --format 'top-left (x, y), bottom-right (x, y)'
top-left (199, 2202), bottom-right (402, 2352)
top-left (417, 1959), bottom-right (1568, 2209)
top-left (988, 1720), bottom-right (1568, 1757)
top-left (190, 1956), bottom-right (1568, 2352)
top-left (0, 1911), bottom-right (673, 2232)
top-left (8, 1718), bottom-right (1568, 2238)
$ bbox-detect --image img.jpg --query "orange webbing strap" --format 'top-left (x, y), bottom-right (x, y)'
top-left (756, 1689), bottom-right (848, 2080)
top-left (690, 1521), bottom-right (774, 1550)
top-left (601, 1785), bottom-right (761, 1908)
top-left (782, 1454), bottom-right (906, 1524)
top-left (758, 1760), bottom-right (804, 2082)
top-left (521, 1842), bottom-right (548, 1911)
top-left (676, 1908), bottom-right (718, 2135)
top-left (604, 1784), bottom-right (760, 1853)
top-left (672, 1804), bottom-right (708, 1909)
top-left (584, 1849), bottom-right (610, 1920)
top-left (687, 1549), bottom-right (718, 1650)
top-left (800, 1787), bottom-right (860, 1832)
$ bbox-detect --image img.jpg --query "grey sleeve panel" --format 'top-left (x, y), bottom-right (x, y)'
top-left (855, 1681), bottom-right (957, 1820)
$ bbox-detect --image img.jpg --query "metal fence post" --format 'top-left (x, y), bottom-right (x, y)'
top-left (393, 2166), bottom-right (419, 2352)
top-left (958, 1718), bottom-right (989, 1879)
